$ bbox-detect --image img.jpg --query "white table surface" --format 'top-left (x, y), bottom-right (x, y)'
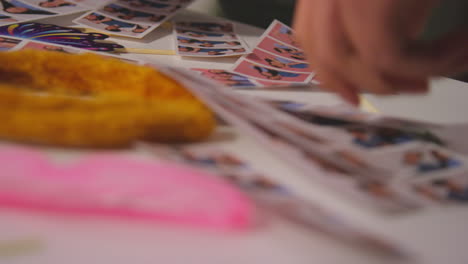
top-left (1, 8), bottom-right (468, 264)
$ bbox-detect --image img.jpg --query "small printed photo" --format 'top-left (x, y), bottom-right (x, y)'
top-left (22, 0), bottom-right (87, 14)
top-left (357, 143), bottom-right (426, 176)
top-left (176, 28), bottom-right (238, 40)
top-left (19, 40), bottom-right (82, 53)
top-left (117, 0), bottom-right (182, 14)
top-left (233, 60), bottom-right (313, 83)
top-left (247, 48), bottom-right (311, 73)
top-left (178, 45), bottom-right (247, 57)
top-left (0, 12), bottom-right (17, 24)
top-left (176, 21), bottom-right (234, 33)
top-left (191, 68), bottom-right (259, 88)
top-left (0, 0), bottom-right (56, 20)
top-left (99, 3), bottom-right (166, 24)
top-left (346, 127), bottom-right (416, 149)
top-left (401, 146), bottom-right (463, 175)
top-left (257, 36), bottom-right (306, 61)
top-left (267, 20), bottom-right (300, 48)
top-left (75, 12), bottom-right (151, 38)
top-left (177, 36), bottom-right (242, 48)
top-left (412, 174), bottom-right (468, 204)
top-left (0, 35), bottom-right (21, 50)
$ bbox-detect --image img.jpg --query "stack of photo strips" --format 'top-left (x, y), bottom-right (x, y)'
top-left (191, 20), bottom-right (316, 89)
top-left (174, 20), bottom-right (250, 57)
top-left (162, 66), bottom-right (468, 215)
top-left (0, 0), bottom-right (89, 26)
top-left (74, 0), bottom-right (194, 38)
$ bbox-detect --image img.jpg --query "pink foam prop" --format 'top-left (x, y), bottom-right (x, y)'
top-left (0, 147), bottom-right (253, 229)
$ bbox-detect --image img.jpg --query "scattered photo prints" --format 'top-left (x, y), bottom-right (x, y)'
top-left (75, 0), bottom-right (194, 39)
top-left (0, 0), bottom-right (89, 26)
top-left (232, 20), bottom-right (315, 87)
top-left (174, 20), bottom-right (250, 57)
top-left (169, 67), bottom-right (468, 212)
top-left (145, 143), bottom-right (406, 256)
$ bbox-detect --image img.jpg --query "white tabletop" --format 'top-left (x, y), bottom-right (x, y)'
top-left (2, 9), bottom-right (468, 264)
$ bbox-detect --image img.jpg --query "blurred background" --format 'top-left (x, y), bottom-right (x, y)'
top-left (189, 0), bottom-right (296, 28)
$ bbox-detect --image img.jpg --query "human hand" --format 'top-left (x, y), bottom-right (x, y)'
top-left (293, 0), bottom-right (468, 105)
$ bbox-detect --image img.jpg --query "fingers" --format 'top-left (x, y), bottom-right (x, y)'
top-left (314, 65), bottom-right (361, 105)
top-left (293, 0), bottom-right (435, 104)
top-left (339, 0), bottom-right (468, 77)
top-left (294, 0), bottom-right (363, 104)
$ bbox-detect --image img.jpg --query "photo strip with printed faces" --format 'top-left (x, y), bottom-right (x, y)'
top-left (232, 20), bottom-right (315, 87)
top-left (74, 0), bottom-right (194, 38)
top-left (174, 21), bottom-right (250, 57)
top-left (21, 0), bottom-right (89, 14)
top-left (191, 68), bottom-right (261, 88)
top-left (233, 59), bottom-right (313, 83)
top-left (0, 0), bottom-right (89, 26)
top-left (409, 171), bottom-right (468, 205)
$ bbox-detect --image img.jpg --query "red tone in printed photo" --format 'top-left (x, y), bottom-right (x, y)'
top-left (233, 60), bottom-right (311, 83)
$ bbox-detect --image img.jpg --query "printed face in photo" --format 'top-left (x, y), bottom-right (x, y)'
top-left (267, 20), bottom-right (300, 48)
top-left (402, 147), bottom-right (463, 174)
top-left (191, 68), bottom-right (258, 88)
top-left (257, 36), bottom-right (306, 61)
top-left (0, 0), bottom-right (56, 19)
top-left (247, 48), bottom-right (311, 73)
top-left (77, 12), bottom-right (150, 38)
top-left (233, 60), bottom-right (312, 83)
top-left (100, 3), bottom-right (166, 24)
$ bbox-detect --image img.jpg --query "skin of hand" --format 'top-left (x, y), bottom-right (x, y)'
top-left (293, 0), bottom-right (468, 105)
